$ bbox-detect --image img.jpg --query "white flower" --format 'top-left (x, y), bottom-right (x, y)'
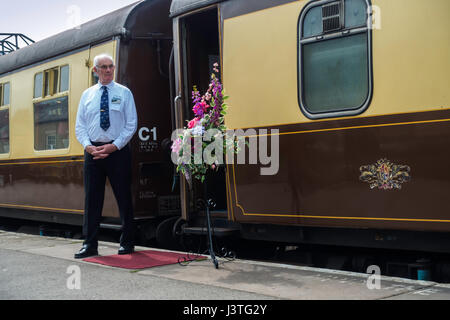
top-left (192, 125), bottom-right (204, 136)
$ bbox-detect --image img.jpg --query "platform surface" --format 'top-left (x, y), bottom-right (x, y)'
top-left (1, 230), bottom-right (450, 301)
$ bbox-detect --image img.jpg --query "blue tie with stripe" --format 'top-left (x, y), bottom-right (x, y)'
top-left (100, 86), bottom-right (110, 131)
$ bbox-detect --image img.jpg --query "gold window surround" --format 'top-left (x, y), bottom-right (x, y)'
top-left (34, 65), bottom-right (69, 99)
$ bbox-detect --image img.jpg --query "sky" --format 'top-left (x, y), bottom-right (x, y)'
top-left (1, 0), bottom-right (141, 45)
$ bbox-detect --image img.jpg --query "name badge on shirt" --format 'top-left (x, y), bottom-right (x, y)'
top-left (111, 96), bottom-right (122, 104)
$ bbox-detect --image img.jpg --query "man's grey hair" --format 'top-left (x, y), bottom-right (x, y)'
top-left (94, 54), bottom-right (114, 68)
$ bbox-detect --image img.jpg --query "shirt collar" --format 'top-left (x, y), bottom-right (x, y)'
top-left (97, 81), bottom-right (115, 90)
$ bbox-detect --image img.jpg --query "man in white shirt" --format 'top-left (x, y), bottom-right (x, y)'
top-left (74, 53), bottom-right (138, 259)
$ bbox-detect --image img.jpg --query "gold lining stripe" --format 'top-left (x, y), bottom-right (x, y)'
top-left (238, 118), bottom-right (450, 138)
top-left (0, 159), bottom-right (83, 166)
top-left (241, 212), bottom-right (450, 223)
top-left (227, 106), bottom-right (450, 131)
top-left (229, 115), bottom-right (450, 223)
top-left (231, 163), bottom-right (449, 222)
top-left (0, 203), bottom-right (83, 213)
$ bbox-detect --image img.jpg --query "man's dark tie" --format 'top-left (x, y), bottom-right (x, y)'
top-left (100, 86), bottom-right (110, 131)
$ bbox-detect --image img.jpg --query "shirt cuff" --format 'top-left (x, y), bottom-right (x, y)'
top-left (112, 141), bottom-right (122, 150)
top-left (83, 140), bottom-right (92, 150)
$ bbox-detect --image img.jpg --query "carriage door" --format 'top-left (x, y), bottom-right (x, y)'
top-left (173, 6), bottom-right (228, 221)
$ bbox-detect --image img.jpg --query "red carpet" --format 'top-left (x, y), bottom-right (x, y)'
top-left (83, 250), bottom-right (205, 269)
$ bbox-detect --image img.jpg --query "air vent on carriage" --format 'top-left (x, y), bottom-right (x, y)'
top-left (322, 1), bottom-right (343, 33)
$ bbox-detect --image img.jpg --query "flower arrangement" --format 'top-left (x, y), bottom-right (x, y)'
top-left (171, 63), bottom-right (239, 187)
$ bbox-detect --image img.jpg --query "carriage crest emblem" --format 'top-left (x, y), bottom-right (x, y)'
top-left (359, 158), bottom-right (411, 190)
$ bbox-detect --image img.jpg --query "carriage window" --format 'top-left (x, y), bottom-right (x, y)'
top-left (0, 109), bottom-right (9, 154)
top-left (34, 65), bottom-right (70, 98)
top-left (0, 82), bottom-right (10, 106)
top-left (299, 0), bottom-right (372, 119)
top-left (34, 72), bottom-right (43, 98)
top-left (33, 96), bottom-right (69, 150)
top-left (0, 83), bottom-right (11, 155)
top-left (60, 65), bottom-right (69, 92)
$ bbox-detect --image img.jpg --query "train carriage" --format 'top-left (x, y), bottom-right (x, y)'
top-left (0, 0), bottom-right (178, 240)
top-left (0, 0), bottom-right (450, 263)
top-left (170, 0), bottom-right (450, 253)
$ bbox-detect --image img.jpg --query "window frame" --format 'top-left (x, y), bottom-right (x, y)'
top-left (34, 64), bottom-right (70, 99)
top-left (0, 82), bottom-right (11, 107)
top-left (297, 0), bottom-right (373, 119)
top-left (0, 108), bottom-right (10, 155)
top-left (32, 64), bottom-right (70, 152)
top-left (0, 82), bottom-right (10, 155)
top-left (43, 67), bottom-right (59, 97)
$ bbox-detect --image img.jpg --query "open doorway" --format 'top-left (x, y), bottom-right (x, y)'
top-left (180, 7), bottom-right (227, 213)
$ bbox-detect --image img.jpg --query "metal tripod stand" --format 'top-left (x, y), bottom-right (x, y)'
top-left (203, 181), bottom-right (219, 269)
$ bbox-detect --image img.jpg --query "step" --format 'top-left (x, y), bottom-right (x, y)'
top-left (182, 226), bottom-right (240, 237)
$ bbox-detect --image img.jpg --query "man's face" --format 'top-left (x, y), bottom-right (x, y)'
top-left (94, 57), bottom-right (115, 85)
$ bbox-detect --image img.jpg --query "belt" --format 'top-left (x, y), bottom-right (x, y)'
top-left (90, 141), bottom-right (113, 147)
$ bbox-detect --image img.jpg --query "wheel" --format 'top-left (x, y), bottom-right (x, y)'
top-left (156, 216), bottom-right (182, 250)
top-left (138, 221), bottom-right (157, 246)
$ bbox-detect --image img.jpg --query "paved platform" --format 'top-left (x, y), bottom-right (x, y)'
top-left (1, 230), bottom-right (450, 302)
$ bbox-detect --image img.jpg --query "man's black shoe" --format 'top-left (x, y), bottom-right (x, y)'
top-left (74, 245), bottom-right (98, 259)
top-left (118, 246), bottom-right (134, 255)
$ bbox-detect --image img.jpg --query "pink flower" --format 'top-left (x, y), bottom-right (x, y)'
top-left (188, 117), bottom-right (200, 129)
top-left (171, 138), bottom-right (182, 154)
top-left (193, 101), bottom-right (208, 117)
top-left (213, 62), bottom-right (219, 73)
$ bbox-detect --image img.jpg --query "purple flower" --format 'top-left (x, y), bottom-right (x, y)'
top-left (193, 101), bottom-right (208, 117)
top-left (192, 88), bottom-right (201, 105)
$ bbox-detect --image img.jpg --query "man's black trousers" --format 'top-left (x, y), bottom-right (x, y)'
top-left (82, 144), bottom-right (134, 249)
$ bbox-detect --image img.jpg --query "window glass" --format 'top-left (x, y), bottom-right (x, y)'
top-left (60, 65), bottom-right (69, 92)
top-left (303, 6), bottom-right (323, 38)
top-left (345, 0), bottom-right (367, 28)
top-left (0, 109), bottom-right (9, 154)
top-left (303, 33), bottom-right (368, 113)
top-left (34, 96), bottom-right (69, 150)
top-left (44, 70), bottom-right (50, 97)
top-left (3, 82), bottom-right (10, 106)
top-left (46, 132), bottom-right (57, 150)
top-left (34, 72), bottom-right (43, 98)
top-left (52, 69), bottom-right (59, 95)
top-left (299, 0), bottom-right (371, 118)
